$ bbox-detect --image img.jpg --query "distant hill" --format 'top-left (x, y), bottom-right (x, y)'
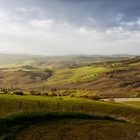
top-left (0, 53), bottom-right (139, 98)
top-left (0, 53), bottom-right (135, 68)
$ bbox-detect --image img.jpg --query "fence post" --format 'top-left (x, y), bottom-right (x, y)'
top-left (19, 101), bottom-right (22, 110)
top-left (38, 101), bottom-right (41, 109)
top-left (57, 102), bottom-right (60, 112)
top-left (80, 105), bottom-right (83, 113)
top-left (71, 104), bottom-right (74, 113)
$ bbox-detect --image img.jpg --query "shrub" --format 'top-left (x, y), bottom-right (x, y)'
top-left (41, 92), bottom-right (49, 96)
top-left (70, 94), bottom-right (75, 97)
top-left (0, 91), bottom-right (6, 94)
top-left (13, 91), bottom-right (24, 96)
top-left (30, 90), bottom-right (41, 96)
top-left (136, 92), bottom-right (140, 97)
top-left (89, 95), bottom-right (102, 100)
top-left (51, 92), bottom-right (57, 97)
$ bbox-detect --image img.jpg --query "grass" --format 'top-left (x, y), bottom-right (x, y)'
top-left (47, 66), bottom-right (127, 85)
top-left (0, 94), bottom-right (124, 116)
top-left (123, 101), bottom-right (140, 108)
top-left (15, 118), bottom-right (139, 140)
top-left (0, 112), bottom-right (126, 140)
top-left (0, 94), bottom-right (140, 121)
top-left (0, 95), bottom-right (140, 139)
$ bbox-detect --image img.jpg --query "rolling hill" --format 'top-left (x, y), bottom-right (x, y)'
top-left (0, 94), bottom-right (140, 140)
top-left (0, 54), bottom-right (139, 97)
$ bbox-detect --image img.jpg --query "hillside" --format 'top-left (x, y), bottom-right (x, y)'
top-left (1, 95), bottom-right (140, 140)
top-left (45, 56), bottom-right (140, 97)
top-left (0, 54), bottom-right (139, 97)
top-left (0, 67), bottom-right (52, 89)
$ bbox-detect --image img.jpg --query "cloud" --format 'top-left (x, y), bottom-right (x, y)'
top-left (30, 19), bottom-right (54, 29)
top-left (0, 6), bottom-right (139, 55)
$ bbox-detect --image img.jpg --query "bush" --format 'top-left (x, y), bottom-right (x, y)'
top-left (51, 92), bottom-right (57, 97)
top-left (70, 94), bottom-right (75, 97)
top-left (30, 90), bottom-right (41, 96)
top-left (13, 91), bottom-right (24, 96)
top-left (89, 95), bottom-right (102, 100)
top-left (136, 92), bottom-right (140, 97)
top-left (0, 91), bottom-right (7, 94)
top-left (41, 92), bottom-right (49, 96)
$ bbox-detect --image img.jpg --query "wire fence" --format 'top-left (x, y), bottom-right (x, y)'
top-left (0, 100), bottom-right (97, 117)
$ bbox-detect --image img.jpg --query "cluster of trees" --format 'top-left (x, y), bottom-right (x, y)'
top-left (0, 87), bottom-right (103, 100)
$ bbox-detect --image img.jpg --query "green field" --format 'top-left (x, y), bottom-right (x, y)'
top-left (124, 101), bottom-right (140, 108)
top-left (0, 94), bottom-right (129, 117)
top-left (0, 93), bottom-right (140, 121)
top-left (1, 94), bottom-right (140, 140)
top-left (47, 66), bottom-right (122, 84)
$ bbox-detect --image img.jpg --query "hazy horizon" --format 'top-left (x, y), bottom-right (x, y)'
top-left (0, 0), bottom-right (140, 55)
top-left (0, 51), bottom-right (138, 57)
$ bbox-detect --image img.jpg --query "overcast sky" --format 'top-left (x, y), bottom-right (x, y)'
top-left (0, 0), bottom-right (140, 55)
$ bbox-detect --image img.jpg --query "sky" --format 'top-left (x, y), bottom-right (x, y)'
top-left (0, 0), bottom-right (140, 55)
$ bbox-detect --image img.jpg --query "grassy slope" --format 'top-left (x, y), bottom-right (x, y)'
top-left (15, 119), bottom-right (138, 140)
top-left (0, 95), bottom-right (140, 140)
top-left (0, 64), bottom-right (126, 90)
top-left (47, 66), bottom-right (117, 85)
top-left (0, 67), bottom-right (52, 89)
top-left (124, 101), bottom-right (140, 108)
top-left (0, 94), bottom-right (126, 117)
top-left (1, 113), bottom-right (137, 140)
top-left (45, 58), bottom-right (140, 97)
top-left (0, 94), bottom-right (140, 121)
